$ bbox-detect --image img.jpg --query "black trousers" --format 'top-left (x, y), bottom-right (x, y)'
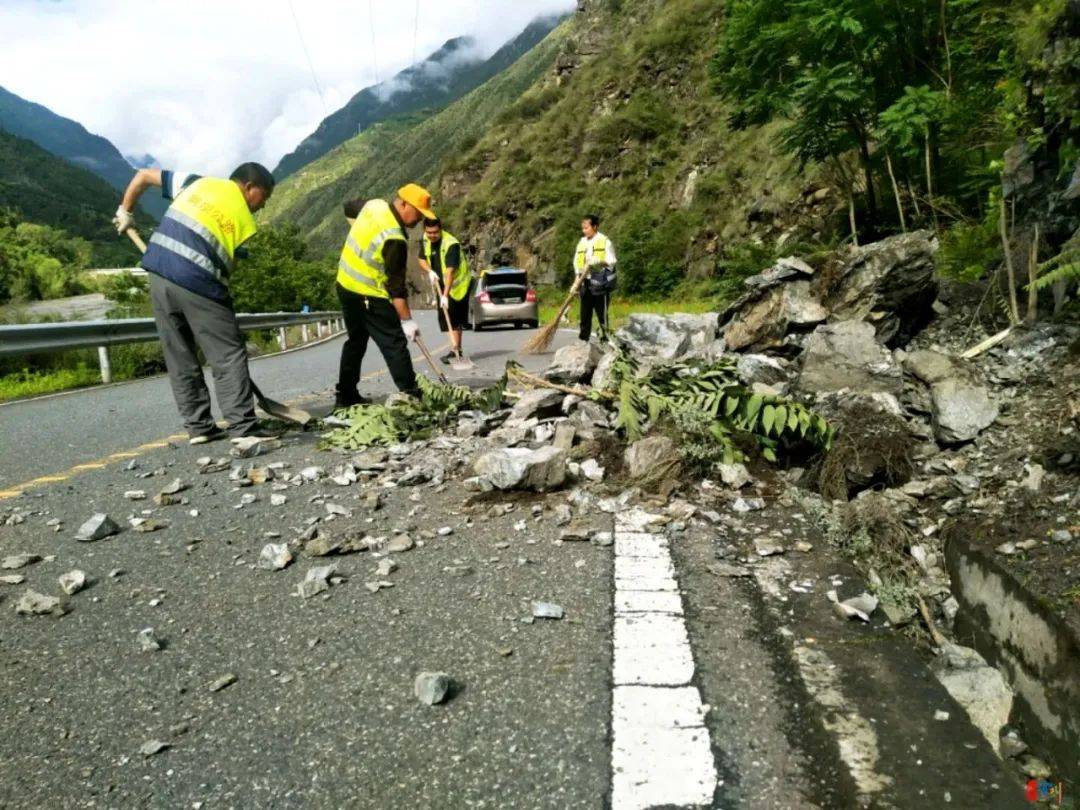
top-left (336, 284), bottom-right (418, 397)
top-left (579, 289), bottom-right (610, 341)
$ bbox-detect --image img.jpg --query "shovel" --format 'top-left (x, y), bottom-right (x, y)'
top-left (123, 227), bottom-right (313, 427)
top-left (429, 275), bottom-right (476, 372)
top-left (413, 334), bottom-right (449, 385)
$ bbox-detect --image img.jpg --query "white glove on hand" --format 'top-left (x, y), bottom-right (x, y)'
top-left (439, 294), bottom-right (449, 310)
top-left (401, 319), bottom-right (420, 342)
top-left (113, 205), bottom-right (135, 235)
top-left (428, 270), bottom-right (440, 287)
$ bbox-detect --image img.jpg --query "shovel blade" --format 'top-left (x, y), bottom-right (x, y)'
top-left (250, 382), bottom-right (312, 426)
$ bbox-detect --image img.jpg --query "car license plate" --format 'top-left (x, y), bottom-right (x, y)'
top-left (503, 297), bottom-right (522, 304)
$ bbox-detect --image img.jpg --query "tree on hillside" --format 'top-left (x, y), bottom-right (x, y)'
top-left (713, 0), bottom-right (1016, 238)
top-left (0, 208), bottom-right (92, 303)
top-left (228, 225), bottom-right (336, 313)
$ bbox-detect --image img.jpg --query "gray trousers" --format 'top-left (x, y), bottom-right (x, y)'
top-left (148, 274), bottom-right (257, 436)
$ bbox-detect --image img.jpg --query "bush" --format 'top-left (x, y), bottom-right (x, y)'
top-left (587, 91), bottom-right (675, 160)
top-left (937, 216), bottom-right (1001, 282)
top-left (618, 207), bottom-right (696, 298)
top-left (230, 225), bottom-right (336, 312)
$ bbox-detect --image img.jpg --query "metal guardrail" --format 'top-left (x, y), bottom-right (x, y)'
top-left (0, 311), bottom-right (344, 383)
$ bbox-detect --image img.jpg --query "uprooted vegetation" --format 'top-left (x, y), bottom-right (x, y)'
top-left (808, 404), bottom-right (915, 501)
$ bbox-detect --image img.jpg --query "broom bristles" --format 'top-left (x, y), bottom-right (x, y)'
top-left (522, 285), bottom-right (578, 354)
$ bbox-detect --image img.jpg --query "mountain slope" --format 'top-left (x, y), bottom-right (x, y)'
top-left (0, 129), bottom-right (151, 266)
top-left (0, 85), bottom-right (164, 219)
top-left (437, 0), bottom-right (815, 290)
top-left (273, 15), bottom-right (565, 180)
top-left (262, 19), bottom-right (571, 258)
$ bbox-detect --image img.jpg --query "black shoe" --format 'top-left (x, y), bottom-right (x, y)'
top-left (334, 393), bottom-right (371, 410)
top-left (189, 426), bottom-right (227, 445)
top-left (440, 352), bottom-right (456, 365)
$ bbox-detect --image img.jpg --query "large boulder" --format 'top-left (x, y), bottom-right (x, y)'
top-left (825, 230), bottom-right (938, 346)
top-left (473, 446), bottom-right (567, 491)
top-left (902, 350), bottom-right (998, 444)
top-left (720, 279), bottom-right (827, 351)
top-left (545, 342), bottom-right (601, 385)
top-left (615, 313), bottom-right (718, 364)
top-left (624, 435), bottom-right (681, 481)
top-left (796, 321), bottom-right (902, 395)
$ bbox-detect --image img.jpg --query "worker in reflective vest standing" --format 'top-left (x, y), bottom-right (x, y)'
top-left (417, 218), bottom-right (470, 364)
top-left (334, 184), bottom-right (435, 408)
top-left (574, 213), bottom-right (617, 342)
top-left (113, 163), bottom-right (277, 443)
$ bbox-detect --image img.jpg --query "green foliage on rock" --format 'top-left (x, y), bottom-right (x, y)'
top-left (320, 374), bottom-right (507, 450)
top-left (603, 349), bottom-right (833, 465)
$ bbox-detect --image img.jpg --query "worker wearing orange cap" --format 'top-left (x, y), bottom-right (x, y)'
top-left (333, 183), bottom-right (436, 408)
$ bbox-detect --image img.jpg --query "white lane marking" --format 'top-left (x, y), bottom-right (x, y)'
top-left (611, 510), bottom-right (718, 809)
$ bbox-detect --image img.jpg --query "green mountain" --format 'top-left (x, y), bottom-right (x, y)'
top-left (274, 16), bottom-right (566, 180)
top-left (436, 0), bottom-right (810, 291)
top-left (262, 19), bottom-right (572, 257)
top-left (0, 85), bottom-right (165, 219)
top-left (0, 129), bottom-right (151, 267)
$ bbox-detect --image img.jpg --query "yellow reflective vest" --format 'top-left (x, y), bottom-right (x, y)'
top-left (421, 231), bottom-right (471, 301)
top-left (573, 234), bottom-right (608, 273)
top-left (142, 177), bottom-right (257, 302)
top-left (337, 199), bottom-right (407, 299)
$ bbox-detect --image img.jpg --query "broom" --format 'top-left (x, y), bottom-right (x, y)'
top-left (521, 269), bottom-right (586, 355)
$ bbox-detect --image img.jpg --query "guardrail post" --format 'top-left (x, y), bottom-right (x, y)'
top-left (278, 327), bottom-right (287, 351)
top-left (97, 346), bottom-right (112, 384)
top-left (301, 323), bottom-right (310, 343)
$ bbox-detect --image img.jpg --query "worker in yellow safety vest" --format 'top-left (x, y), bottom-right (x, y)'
top-left (334, 183), bottom-right (435, 408)
top-left (417, 218), bottom-right (471, 364)
top-left (113, 163), bottom-right (278, 443)
top-left (573, 213), bottom-right (617, 342)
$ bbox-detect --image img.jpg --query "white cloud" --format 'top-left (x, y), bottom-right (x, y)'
top-left (0, 0), bottom-right (575, 175)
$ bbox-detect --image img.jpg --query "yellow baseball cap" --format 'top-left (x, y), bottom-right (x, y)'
top-left (397, 183), bottom-right (436, 220)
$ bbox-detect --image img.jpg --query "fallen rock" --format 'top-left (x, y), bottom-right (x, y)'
top-left (545, 342), bottom-right (601, 384)
top-left (531, 601), bottom-right (564, 619)
top-left (14, 589), bottom-right (66, 616)
top-left (590, 348), bottom-right (618, 389)
top-left (474, 446), bottom-right (567, 491)
top-left (230, 437), bottom-right (281, 458)
top-left (929, 379), bottom-right (998, 444)
top-left (718, 463), bottom-right (752, 490)
top-left (510, 389), bottom-right (564, 421)
top-left (579, 458), bottom-right (605, 482)
top-left (138, 627), bottom-right (162, 652)
top-left (824, 230), bottom-right (938, 346)
top-left (624, 435), bottom-right (680, 481)
top-left (139, 740), bottom-right (170, 757)
top-left (615, 313), bottom-right (719, 364)
top-left (207, 672), bottom-right (237, 693)
top-left (720, 279), bottom-right (826, 351)
top-left (0, 574), bottom-right (26, 585)
top-left (297, 564), bottom-right (337, 598)
top-left (386, 534), bottom-right (415, 553)
top-left (754, 538), bottom-right (785, 557)
top-left (76, 513), bottom-right (120, 542)
top-left (414, 672), bottom-right (452, 705)
top-left (2, 553), bottom-right (41, 570)
top-left (58, 570), bottom-right (87, 595)
top-left (736, 354), bottom-right (790, 387)
top-left (258, 543), bottom-right (293, 571)
top-left (828, 590), bottom-right (879, 622)
top-left (797, 321), bottom-right (902, 395)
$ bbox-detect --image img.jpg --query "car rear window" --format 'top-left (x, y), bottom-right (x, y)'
top-left (485, 272), bottom-right (528, 287)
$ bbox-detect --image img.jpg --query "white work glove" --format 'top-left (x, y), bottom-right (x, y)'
top-left (401, 319), bottom-right (420, 342)
top-left (428, 270), bottom-right (440, 287)
top-left (113, 205), bottom-right (135, 235)
top-left (439, 294), bottom-right (449, 310)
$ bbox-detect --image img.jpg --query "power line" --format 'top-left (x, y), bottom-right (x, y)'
top-left (412, 0), bottom-right (420, 66)
top-left (288, 0), bottom-right (327, 116)
top-left (368, 0), bottom-right (380, 83)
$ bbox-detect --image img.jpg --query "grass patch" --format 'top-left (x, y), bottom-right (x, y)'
top-left (0, 365), bottom-right (103, 401)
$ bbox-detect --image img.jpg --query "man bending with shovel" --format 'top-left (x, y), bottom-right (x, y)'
top-left (113, 163), bottom-right (280, 443)
top-left (417, 218), bottom-right (472, 368)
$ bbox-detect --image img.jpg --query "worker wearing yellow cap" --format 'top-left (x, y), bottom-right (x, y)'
top-left (334, 183), bottom-right (436, 408)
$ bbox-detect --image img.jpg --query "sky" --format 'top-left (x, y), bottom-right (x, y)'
top-left (0, 0), bottom-right (575, 174)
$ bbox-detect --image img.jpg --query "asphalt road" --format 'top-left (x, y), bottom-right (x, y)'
top-left (0, 311), bottom-right (571, 493)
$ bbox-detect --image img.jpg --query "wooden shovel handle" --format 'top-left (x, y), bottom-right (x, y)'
top-left (125, 228), bottom-right (148, 254)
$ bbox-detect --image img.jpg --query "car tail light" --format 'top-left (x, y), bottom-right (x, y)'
top-left (525, 289), bottom-right (537, 303)
top-left (478, 291), bottom-right (491, 303)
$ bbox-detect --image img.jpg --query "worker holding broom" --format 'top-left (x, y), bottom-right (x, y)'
top-left (417, 217), bottom-right (471, 365)
top-left (333, 184), bottom-right (435, 408)
top-left (574, 214), bottom-right (617, 343)
top-left (112, 163), bottom-right (279, 443)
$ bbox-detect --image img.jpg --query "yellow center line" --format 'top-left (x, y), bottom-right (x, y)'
top-left (0, 344), bottom-right (450, 502)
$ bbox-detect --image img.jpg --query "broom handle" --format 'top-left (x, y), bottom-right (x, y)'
top-left (430, 274), bottom-right (463, 358)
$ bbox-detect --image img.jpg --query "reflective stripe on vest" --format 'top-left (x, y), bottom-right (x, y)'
top-left (336, 199), bottom-right (406, 299)
top-left (141, 177), bottom-right (256, 299)
top-left (422, 231), bottom-right (471, 301)
top-left (574, 234), bottom-right (607, 272)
